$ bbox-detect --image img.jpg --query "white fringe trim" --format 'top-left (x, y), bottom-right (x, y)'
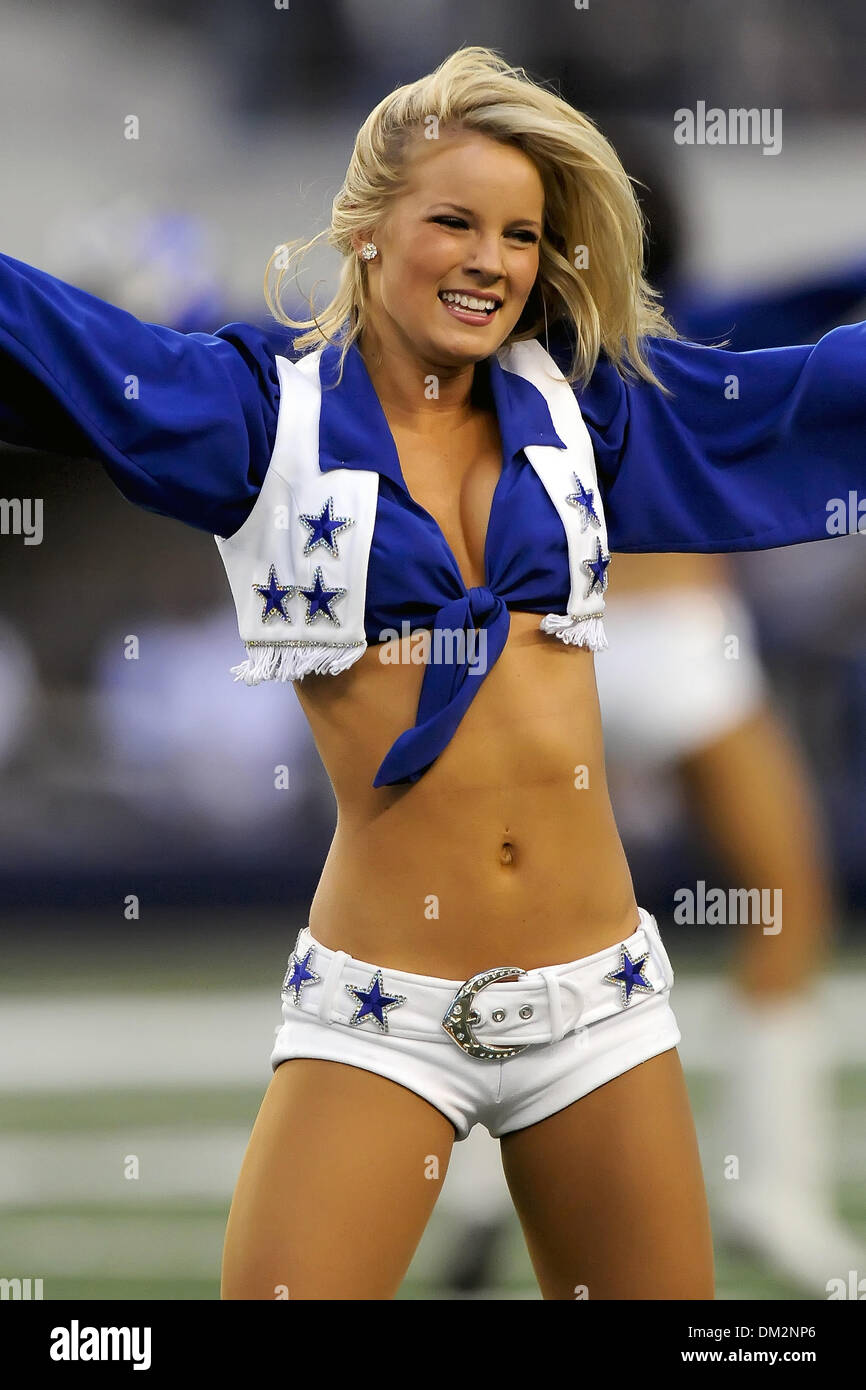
top-left (539, 612), bottom-right (608, 651)
top-left (230, 642), bottom-right (367, 684)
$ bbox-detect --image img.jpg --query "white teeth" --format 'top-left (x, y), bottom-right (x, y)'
top-left (439, 291), bottom-right (498, 312)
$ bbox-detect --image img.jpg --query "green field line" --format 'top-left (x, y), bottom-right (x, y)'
top-left (2, 1069), bottom-right (865, 1132)
top-left (2, 932), bottom-right (864, 995)
top-left (0, 1204), bottom-right (859, 1301)
top-left (0, 1087), bottom-right (264, 1131)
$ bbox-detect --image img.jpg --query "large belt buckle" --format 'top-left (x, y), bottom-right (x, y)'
top-left (441, 966), bottom-right (528, 1060)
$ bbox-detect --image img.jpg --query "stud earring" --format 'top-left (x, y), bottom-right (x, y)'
top-left (359, 242), bottom-right (379, 261)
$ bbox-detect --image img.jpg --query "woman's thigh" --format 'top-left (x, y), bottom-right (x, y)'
top-left (499, 1047), bottom-right (714, 1300)
top-left (221, 1057), bottom-right (457, 1300)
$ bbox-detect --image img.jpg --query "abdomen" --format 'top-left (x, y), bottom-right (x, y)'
top-left (293, 610), bottom-right (639, 974)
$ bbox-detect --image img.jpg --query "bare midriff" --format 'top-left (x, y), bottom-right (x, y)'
top-left (292, 608), bottom-right (640, 978)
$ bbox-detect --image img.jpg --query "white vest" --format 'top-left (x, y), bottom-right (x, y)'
top-left (214, 338), bottom-right (610, 685)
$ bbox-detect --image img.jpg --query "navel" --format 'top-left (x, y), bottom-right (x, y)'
top-left (499, 839), bottom-right (515, 867)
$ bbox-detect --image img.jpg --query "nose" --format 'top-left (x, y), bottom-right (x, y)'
top-left (463, 231), bottom-right (506, 286)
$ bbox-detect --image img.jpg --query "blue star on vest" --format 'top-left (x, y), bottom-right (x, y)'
top-left (345, 970), bottom-right (407, 1032)
top-left (253, 563), bottom-right (294, 623)
top-left (582, 537), bottom-right (611, 597)
top-left (299, 497), bottom-right (354, 558)
top-left (565, 474), bottom-right (601, 530)
top-left (297, 566), bottom-right (347, 624)
top-left (603, 945), bottom-right (655, 1007)
top-left (282, 946), bottom-right (321, 1005)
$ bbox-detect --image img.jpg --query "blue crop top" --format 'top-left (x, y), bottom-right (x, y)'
top-left (319, 331), bottom-right (573, 642)
top-left (307, 336), bottom-right (580, 784)
top-left (2, 250), bottom-right (865, 787)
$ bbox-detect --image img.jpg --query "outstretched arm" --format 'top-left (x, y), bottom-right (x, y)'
top-left (0, 252), bottom-right (286, 537)
top-left (666, 253), bottom-right (866, 350)
top-left (575, 324), bottom-right (866, 553)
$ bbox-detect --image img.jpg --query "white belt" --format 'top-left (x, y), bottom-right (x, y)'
top-left (279, 908), bottom-right (675, 1062)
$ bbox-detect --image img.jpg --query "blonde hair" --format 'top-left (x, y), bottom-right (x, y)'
top-left (265, 45), bottom-right (678, 390)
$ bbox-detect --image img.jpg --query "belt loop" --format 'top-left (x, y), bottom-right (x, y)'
top-left (317, 950), bottom-right (350, 1024)
top-left (641, 910), bottom-right (674, 991)
top-left (539, 968), bottom-right (564, 1043)
top-left (641, 907), bottom-right (658, 939)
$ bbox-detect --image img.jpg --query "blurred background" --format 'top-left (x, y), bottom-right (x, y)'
top-left (1, 0), bottom-right (865, 1299)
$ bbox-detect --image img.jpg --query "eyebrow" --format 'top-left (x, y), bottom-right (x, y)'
top-left (430, 203), bottom-right (543, 230)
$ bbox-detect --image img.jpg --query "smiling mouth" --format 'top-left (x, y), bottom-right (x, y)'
top-left (437, 289), bottom-right (501, 317)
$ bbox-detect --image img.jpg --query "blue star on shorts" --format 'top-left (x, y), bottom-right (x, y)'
top-left (282, 947), bottom-right (321, 1005)
top-left (603, 945), bottom-right (655, 1007)
top-left (345, 970), bottom-right (407, 1032)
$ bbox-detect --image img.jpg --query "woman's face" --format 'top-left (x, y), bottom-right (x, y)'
top-left (355, 129), bottom-right (545, 367)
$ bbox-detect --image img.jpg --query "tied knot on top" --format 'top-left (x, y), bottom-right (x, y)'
top-left (464, 584), bottom-right (501, 664)
top-left (467, 583), bottom-right (498, 617)
top-left (372, 583), bottom-right (511, 788)
top-left (427, 584), bottom-right (505, 679)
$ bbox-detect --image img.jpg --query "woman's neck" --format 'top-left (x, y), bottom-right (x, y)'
top-left (358, 329), bottom-right (493, 436)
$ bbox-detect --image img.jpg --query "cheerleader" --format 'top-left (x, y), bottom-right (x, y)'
top-left (436, 166), bottom-right (866, 1299)
top-left (2, 46), bottom-right (864, 1300)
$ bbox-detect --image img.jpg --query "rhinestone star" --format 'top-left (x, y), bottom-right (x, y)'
top-left (345, 970), bottom-right (407, 1032)
top-left (299, 497), bottom-right (354, 558)
top-left (582, 537), bottom-right (611, 597)
top-left (565, 474), bottom-right (601, 530)
top-left (253, 563), bottom-right (294, 623)
top-left (603, 945), bottom-right (655, 1007)
top-left (297, 566), bottom-right (347, 624)
top-left (282, 947), bottom-right (321, 1005)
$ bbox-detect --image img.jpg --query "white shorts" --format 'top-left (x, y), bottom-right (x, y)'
top-left (269, 909), bottom-right (681, 1142)
top-left (596, 586), bottom-right (767, 767)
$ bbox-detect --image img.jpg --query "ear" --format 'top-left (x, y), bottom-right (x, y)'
top-left (350, 231), bottom-right (375, 257)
